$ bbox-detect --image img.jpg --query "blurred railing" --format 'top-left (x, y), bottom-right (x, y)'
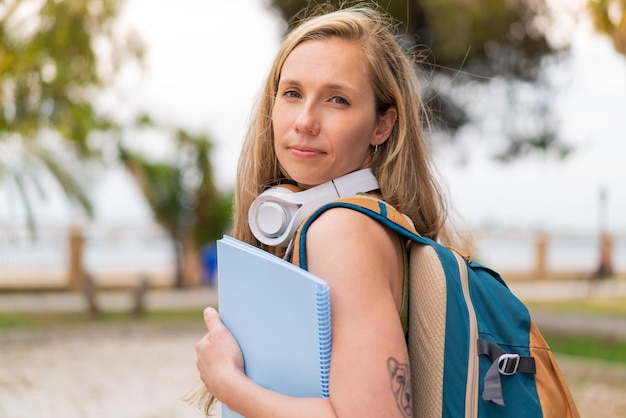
top-left (470, 230), bottom-right (625, 281)
top-left (0, 224), bottom-right (176, 289)
top-left (0, 225), bottom-right (624, 290)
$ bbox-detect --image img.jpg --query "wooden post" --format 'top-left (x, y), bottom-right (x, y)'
top-left (534, 233), bottom-right (547, 278)
top-left (132, 276), bottom-right (150, 317)
top-left (182, 235), bottom-right (202, 287)
top-left (67, 227), bottom-right (85, 291)
top-left (594, 232), bottom-right (614, 279)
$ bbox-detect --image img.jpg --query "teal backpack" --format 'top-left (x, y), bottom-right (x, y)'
top-left (291, 195), bottom-right (580, 418)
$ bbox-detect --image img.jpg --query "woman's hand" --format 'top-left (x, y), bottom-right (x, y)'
top-left (195, 307), bottom-right (338, 418)
top-left (195, 307), bottom-right (245, 402)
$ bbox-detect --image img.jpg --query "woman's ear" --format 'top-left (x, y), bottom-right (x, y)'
top-left (373, 106), bottom-right (398, 146)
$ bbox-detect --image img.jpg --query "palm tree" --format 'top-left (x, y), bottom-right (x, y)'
top-left (0, 137), bottom-right (93, 236)
top-left (1, 0), bottom-right (233, 294)
top-left (0, 0), bottom-right (142, 233)
top-left (119, 129), bottom-right (232, 288)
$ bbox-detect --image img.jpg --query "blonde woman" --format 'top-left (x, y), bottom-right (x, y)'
top-left (193, 4), bottom-right (447, 417)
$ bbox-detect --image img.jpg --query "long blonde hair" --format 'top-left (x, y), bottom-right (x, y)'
top-left (191, 3), bottom-right (449, 415)
top-left (233, 4), bottom-right (447, 257)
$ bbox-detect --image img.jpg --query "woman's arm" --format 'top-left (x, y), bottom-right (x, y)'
top-left (195, 207), bottom-right (409, 417)
top-left (305, 207), bottom-right (410, 417)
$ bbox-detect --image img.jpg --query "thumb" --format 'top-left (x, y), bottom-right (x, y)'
top-left (203, 307), bottom-right (221, 330)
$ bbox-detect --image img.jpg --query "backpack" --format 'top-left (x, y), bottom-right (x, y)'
top-left (290, 195), bottom-right (580, 418)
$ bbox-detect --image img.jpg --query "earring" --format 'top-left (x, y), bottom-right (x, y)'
top-left (373, 144), bottom-right (379, 154)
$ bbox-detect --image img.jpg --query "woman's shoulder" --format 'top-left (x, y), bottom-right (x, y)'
top-left (303, 205), bottom-right (399, 255)
top-left (302, 203), bottom-right (405, 309)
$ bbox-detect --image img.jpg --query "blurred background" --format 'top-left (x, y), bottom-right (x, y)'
top-left (1, 0), bottom-right (625, 417)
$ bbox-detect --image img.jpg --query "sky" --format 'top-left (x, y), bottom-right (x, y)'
top-left (438, 24), bottom-right (626, 235)
top-left (1, 0), bottom-right (625, 238)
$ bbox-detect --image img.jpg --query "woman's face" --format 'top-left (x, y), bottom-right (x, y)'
top-left (272, 37), bottom-right (395, 189)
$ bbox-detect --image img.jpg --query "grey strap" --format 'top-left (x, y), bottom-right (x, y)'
top-left (478, 339), bottom-right (536, 406)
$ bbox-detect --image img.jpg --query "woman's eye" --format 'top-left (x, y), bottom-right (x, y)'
top-left (330, 96), bottom-right (350, 106)
top-left (282, 89), bottom-right (301, 99)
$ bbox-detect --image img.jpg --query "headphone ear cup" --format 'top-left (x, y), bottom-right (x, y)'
top-left (249, 185), bottom-right (302, 245)
top-left (254, 198), bottom-right (297, 238)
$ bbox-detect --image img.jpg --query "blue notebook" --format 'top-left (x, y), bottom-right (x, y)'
top-left (216, 236), bottom-right (332, 418)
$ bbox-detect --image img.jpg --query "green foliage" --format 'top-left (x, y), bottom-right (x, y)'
top-left (0, 0), bottom-right (140, 149)
top-left (0, 0), bottom-right (142, 229)
top-left (0, 309), bottom-right (204, 330)
top-left (544, 332), bottom-right (626, 364)
top-left (119, 131), bottom-right (232, 248)
top-left (528, 297), bottom-right (626, 363)
top-left (419, 0), bottom-right (553, 80)
top-left (272, 0), bottom-right (558, 79)
top-left (527, 297), bottom-right (626, 318)
top-left (0, 0), bottom-right (232, 254)
top-left (588, 0), bottom-right (626, 56)
top-left (119, 129), bottom-right (232, 287)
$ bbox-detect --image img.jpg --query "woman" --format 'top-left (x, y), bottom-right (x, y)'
top-left (193, 4), bottom-right (448, 417)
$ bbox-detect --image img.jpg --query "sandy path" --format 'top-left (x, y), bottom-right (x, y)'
top-left (1, 323), bottom-right (625, 418)
top-left (0, 324), bottom-right (215, 418)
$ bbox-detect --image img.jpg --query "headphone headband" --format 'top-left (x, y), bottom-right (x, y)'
top-left (248, 168), bottom-right (380, 246)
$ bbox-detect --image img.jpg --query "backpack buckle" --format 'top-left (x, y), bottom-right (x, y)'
top-left (498, 353), bottom-right (520, 375)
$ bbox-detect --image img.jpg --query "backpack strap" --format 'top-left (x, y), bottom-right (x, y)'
top-left (477, 338), bottom-right (537, 406)
top-left (292, 194), bottom-right (432, 269)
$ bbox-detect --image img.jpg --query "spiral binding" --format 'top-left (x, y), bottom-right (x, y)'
top-left (316, 284), bottom-right (332, 398)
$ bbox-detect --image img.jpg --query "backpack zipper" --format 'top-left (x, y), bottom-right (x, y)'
top-left (454, 252), bottom-right (479, 418)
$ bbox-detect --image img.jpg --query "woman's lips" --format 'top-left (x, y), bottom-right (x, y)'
top-left (288, 145), bottom-right (324, 157)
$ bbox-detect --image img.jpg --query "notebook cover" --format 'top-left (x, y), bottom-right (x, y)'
top-left (217, 236), bottom-right (331, 418)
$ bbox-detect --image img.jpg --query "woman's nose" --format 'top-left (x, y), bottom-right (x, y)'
top-left (293, 104), bottom-right (321, 136)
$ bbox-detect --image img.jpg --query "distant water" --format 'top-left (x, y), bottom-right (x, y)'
top-left (0, 238), bottom-right (172, 270)
top-left (0, 228), bottom-right (175, 284)
top-left (0, 228), bottom-right (624, 282)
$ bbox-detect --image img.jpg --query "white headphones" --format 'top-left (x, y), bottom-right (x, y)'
top-left (248, 168), bottom-right (380, 247)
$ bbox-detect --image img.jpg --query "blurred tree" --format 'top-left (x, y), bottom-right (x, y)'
top-left (0, 0), bottom-right (142, 232)
top-left (1, 0), bottom-right (233, 288)
top-left (267, 0), bottom-right (573, 160)
top-left (588, 0), bottom-right (626, 56)
top-left (119, 128), bottom-right (233, 288)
